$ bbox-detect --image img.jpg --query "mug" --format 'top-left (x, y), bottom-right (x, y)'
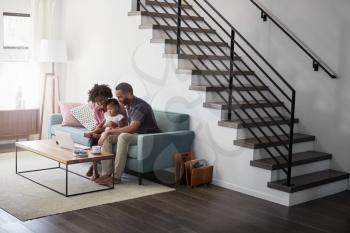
top-left (92, 146), bottom-right (102, 154)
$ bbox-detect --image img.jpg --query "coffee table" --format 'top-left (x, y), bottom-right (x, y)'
top-left (15, 140), bottom-right (115, 197)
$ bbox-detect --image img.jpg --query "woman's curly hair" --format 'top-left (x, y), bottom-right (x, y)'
top-left (88, 84), bottom-right (113, 102)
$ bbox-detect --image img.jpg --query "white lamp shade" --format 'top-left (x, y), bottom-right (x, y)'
top-left (39, 39), bottom-right (67, 63)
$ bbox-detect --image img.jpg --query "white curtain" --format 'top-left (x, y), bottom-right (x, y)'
top-left (30, 0), bottom-right (60, 138)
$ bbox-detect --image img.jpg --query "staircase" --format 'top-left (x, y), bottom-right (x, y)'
top-left (129, 0), bottom-right (349, 205)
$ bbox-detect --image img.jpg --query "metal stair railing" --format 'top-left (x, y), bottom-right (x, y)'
top-left (136, 0), bottom-right (296, 185)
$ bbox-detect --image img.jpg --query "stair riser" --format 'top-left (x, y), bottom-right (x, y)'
top-left (141, 15), bottom-right (207, 29)
top-left (205, 89), bottom-right (273, 103)
top-left (190, 74), bottom-right (259, 87)
top-left (289, 180), bottom-right (348, 206)
top-left (236, 124), bottom-right (296, 140)
top-left (144, 4), bottom-right (194, 13)
top-left (221, 107), bottom-right (290, 122)
top-left (252, 141), bottom-right (315, 160)
top-left (161, 48), bottom-right (236, 71)
top-left (176, 57), bottom-right (242, 70)
top-left (164, 43), bottom-right (229, 55)
top-left (270, 160), bottom-right (331, 182)
top-left (151, 26), bottom-right (219, 42)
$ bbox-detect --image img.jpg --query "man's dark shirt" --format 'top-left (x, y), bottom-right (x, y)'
top-left (125, 97), bottom-right (160, 134)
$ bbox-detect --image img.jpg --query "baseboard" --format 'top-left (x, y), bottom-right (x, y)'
top-left (212, 178), bottom-right (289, 206)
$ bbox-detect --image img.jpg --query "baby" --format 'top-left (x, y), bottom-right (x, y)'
top-left (98, 98), bottom-right (126, 145)
top-left (89, 98), bottom-right (126, 180)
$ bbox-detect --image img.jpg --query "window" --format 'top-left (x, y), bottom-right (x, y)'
top-left (0, 12), bottom-right (37, 109)
top-left (3, 12), bottom-right (31, 50)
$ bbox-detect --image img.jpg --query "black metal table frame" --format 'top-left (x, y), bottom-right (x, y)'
top-left (15, 146), bottom-right (115, 197)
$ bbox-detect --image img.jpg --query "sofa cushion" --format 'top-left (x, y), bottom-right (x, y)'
top-left (154, 110), bottom-right (189, 132)
top-left (128, 145), bottom-right (138, 159)
top-left (51, 124), bottom-right (91, 147)
top-left (60, 102), bottom-right (83, 127)
top-left (71, 104), bottom-right (96, 131)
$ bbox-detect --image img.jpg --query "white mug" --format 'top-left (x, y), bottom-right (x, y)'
top-left (92, 146), bottom-right (102, 154)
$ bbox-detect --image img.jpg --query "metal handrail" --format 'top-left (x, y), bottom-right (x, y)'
top-left (250, 0), bottom-right (338, 79)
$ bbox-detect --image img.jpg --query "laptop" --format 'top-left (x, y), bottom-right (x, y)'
top-left (55, 131), bottom-right (90, 150)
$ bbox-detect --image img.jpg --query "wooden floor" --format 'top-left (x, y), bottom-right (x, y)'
top-left (0, 144), bottom-right (350, 233)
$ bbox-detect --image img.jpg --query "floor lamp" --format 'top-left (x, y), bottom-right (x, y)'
top-left (38, 39), bottom-right (67, 139)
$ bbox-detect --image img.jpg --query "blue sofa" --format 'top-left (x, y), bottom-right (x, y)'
top-left (48, 110), bottom-right (195, 184)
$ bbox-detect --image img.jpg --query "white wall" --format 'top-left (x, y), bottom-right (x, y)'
top-left (58, 0), bottom-right (350, 184)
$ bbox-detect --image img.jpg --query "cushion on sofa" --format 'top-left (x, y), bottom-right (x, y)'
top-left (127, 145), bottom-right (138, 159)
top-left (59, 102), bottom-right (83, 127)
top-left (71, 104), bottom-right (96, 131)
top-left (154, 110), bottom-right (190, 132)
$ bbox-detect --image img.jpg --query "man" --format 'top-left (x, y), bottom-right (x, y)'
top-left (97, 82), bottom-right (160, 185)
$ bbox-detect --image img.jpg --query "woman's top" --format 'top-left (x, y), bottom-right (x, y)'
top-left (90, 103), bottom-right (105, 125)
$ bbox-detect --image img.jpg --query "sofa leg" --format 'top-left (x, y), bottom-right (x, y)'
top-left (138, 174), bottom-right (142, 185)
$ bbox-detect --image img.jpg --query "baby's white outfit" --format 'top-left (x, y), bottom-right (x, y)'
top-left (104, 112), bottom-right (123, 126)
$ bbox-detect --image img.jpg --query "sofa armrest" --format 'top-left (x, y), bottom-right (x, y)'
top-left (48, 114), bottom-right (63, 138)
top-left (136, 130), bottom-right (195, 172)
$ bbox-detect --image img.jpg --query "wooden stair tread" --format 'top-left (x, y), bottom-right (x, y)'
top-left (203, 100), bottom-right (284, 110)
top-left (140, 24), bottom-right (215, 33)
top-left (128, 11), bottom-right (204, 21)
top-left (177, 69), bottom-right (254, 76)
top-left (218, 116), bottom-right (298, 129)
top-left (267, 169), bottom-right (349, 193)
top-left (145, 0), bottom-right (192, 9)
top-left (163, 53), bottom-right (239, 61)
top-left (250, 151), bottom-right (332, 170)
top-left (151, 39), bottom-right (228, 47)
top-left (189, 85), bottom-right (269, 92)
top-left (233, 133), bottom-right (316, 149)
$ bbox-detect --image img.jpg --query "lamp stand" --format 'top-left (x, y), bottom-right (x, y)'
top-left (39, 63), bottom-right (61, 140)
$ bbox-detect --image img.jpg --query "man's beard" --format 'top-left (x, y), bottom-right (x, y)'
top-left (123, 98), bottom-right (131, 106)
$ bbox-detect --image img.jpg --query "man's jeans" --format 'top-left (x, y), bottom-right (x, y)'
top-left (101, 133), bottom-right (138, 179)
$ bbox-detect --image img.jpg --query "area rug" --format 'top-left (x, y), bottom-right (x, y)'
top-left (0, 151), bottom-right (174, 221)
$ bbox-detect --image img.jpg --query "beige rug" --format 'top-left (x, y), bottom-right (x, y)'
top-left (0, 151), bottom-right (174, 221)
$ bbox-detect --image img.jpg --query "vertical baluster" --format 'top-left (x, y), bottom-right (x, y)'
top-left (287, 91), bottom-right (296, 186)
top-left (227, 29), bottom-right (235, 120)
top-left (177, 0), bottom-right (182, 54)
top-left (137, 0), bottom-right (141, 11)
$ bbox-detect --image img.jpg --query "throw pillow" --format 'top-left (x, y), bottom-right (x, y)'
top-left (59, 102), bottom-right (83, 127)
top-left (70, 104), bottom-right (97, 131)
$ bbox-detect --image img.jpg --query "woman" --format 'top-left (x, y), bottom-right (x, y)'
top-left (84, 84), bottom-right (113, 139)
top-left (84, 84), bottom-right (113, 177)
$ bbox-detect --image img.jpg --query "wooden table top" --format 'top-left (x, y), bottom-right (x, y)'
top-left (15, 140), bottom-right (114, 165)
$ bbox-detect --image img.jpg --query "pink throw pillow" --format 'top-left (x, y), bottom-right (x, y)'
top-left (59, 102), bottom-right (83, 127)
